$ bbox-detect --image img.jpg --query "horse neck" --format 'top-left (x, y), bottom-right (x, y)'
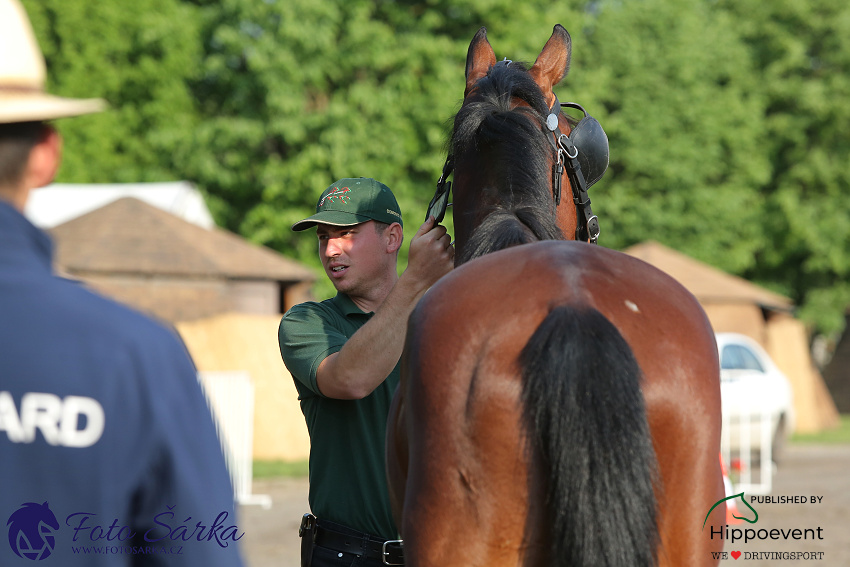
top-left (450, 164), bottom-right (496, 261)
top-left (451, 156), bottom-right (572, 265)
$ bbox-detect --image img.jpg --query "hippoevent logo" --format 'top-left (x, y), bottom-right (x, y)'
top-left (7, 502), bottom-right (59, 561)
top-left (6, 502), bottom-right (242, 561)
top-left (703, 492), bottom-right (826, 561)
top-left (704, 492), bottom-right (758, 528)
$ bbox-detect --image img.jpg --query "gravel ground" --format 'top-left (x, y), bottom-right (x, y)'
top-left (238, 444), bottom-right (850, 567)
top-left (239, 477), bottom-right (308, 567)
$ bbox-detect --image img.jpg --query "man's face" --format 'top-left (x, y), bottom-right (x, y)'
top-left (316, 221), bottom-right (390, 295)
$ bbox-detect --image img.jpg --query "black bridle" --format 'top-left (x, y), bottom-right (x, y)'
top-left (545, 96), bottom-right (602, 244)
top-left (427, 73), bottom-right (607, 244)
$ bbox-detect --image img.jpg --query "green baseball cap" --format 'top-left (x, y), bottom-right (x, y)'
top-left (291, 177), bottom-right (403, 231)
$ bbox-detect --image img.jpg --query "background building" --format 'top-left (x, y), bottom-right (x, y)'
top-left (626, 241), bottom-right (839, 434)
top-left (28, 183), bottom-right (315, 464)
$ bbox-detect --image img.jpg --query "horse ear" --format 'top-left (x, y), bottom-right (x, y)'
top-left (465, 27), bottom-right (496, 97)
top-left (529, 24), bottom-right (572, 107)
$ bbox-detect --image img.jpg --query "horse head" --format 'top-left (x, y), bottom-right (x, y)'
top-left (436, 25), bottom-right (608, 264)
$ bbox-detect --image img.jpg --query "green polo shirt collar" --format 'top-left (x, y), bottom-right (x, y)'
top-left (330, 293), bottom-right (373, 318)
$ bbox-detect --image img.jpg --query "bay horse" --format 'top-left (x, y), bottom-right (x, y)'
top-left (387, 25), bottom-right (726, 566)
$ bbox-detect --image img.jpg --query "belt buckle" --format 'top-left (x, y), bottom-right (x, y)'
top-left (382, 539), bottom-right (403, 566)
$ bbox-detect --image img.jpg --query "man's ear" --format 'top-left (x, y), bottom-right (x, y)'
top-left (25, 126), bottom-right (62, 190)
top-left (385, 222), bottom-right (404, 254)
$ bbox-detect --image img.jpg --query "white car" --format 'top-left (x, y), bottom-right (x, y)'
top-left (716, 332), bottom-right (795, 461)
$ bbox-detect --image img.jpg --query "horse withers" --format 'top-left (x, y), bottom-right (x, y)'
top-left (387, 25), bottom-right (726, 567)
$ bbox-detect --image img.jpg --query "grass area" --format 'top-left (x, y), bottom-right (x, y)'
top-left (253, 459), bottom-right (309, 479)
top-left (790, 414), bottom-right (850, 444)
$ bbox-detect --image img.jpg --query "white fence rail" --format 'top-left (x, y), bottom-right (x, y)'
top-left (198, 371), bottom-right (272, 509)
top-left (720, 406), bottom-right (776, 496)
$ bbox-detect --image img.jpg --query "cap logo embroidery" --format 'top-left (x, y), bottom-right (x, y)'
top-left (319, 187), bottom-right (351, 207)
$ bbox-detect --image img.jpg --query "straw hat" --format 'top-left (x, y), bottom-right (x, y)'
top-left (0, 0), bottom-right (106, 124)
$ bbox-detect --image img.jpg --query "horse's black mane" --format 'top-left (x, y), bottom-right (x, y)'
top-left (451, 62), bottom-right (568, 264)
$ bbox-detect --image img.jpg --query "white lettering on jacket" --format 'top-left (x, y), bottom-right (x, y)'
top-left (0, 391), bottom-right (105, 447)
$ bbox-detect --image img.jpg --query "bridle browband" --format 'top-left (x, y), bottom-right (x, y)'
top-left (427, 63), bottom-right (606, 244)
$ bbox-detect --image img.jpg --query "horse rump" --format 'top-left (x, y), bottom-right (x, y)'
top-left (520, 304), bottom-right (659, 566)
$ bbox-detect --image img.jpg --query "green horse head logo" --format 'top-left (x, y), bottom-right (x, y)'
top-left (703, 492), bottom-right (758, 529)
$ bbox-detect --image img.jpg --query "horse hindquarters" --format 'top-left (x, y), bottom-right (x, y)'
top-left (397, 302), bottom-right (545, 566)
top-left (520, 305), bottom-right (659, 567)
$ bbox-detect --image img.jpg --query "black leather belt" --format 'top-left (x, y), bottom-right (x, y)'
top-left (300, 515), bottom-right (404, 565)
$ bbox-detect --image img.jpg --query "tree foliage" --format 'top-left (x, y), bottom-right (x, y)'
top-left (23, 0), bottom-right (850, 336)
top-left (571, 0), bottom-right (772, 280)
top-left (23, 0), bottom-right (201, 182)
top-left (716, 0), bottom-right (850, 334)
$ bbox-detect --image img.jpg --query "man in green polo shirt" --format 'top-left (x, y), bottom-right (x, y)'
top-left (279, 177), bottom-right (453, 567)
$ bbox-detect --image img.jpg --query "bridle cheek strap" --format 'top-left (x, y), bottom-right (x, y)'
top-left (560, 135), bottom-right (599, 244)
top-left (546, 95), bottom-right (600, 244)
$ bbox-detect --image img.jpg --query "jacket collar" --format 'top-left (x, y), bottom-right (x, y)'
top-left (0, 199), bottom-right (54, 273)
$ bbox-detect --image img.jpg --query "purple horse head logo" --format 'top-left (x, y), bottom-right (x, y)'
top-left (7, 502), bottom-right (59, 561)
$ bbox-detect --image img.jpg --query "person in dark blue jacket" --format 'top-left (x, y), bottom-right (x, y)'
top-left (0, 1), bottom-right (244, 565)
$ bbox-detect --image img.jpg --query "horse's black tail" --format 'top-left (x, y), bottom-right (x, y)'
top-left (520, 304), bottom-right (659, 566)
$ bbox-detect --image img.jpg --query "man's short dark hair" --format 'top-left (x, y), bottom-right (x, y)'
top-left (373, 220), bottom-right (391, 234)
top-left (0, 122), bottom-right (47, 188)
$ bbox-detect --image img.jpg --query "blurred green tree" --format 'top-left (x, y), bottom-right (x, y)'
top-left (177, 0), bottom-right (463, 296)
top-left (23, 0), bottom-right (202, 183)
top-left (576, 0), bottom-right (770, 275)
top-left (716, 0), bottom-right (850, 335)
